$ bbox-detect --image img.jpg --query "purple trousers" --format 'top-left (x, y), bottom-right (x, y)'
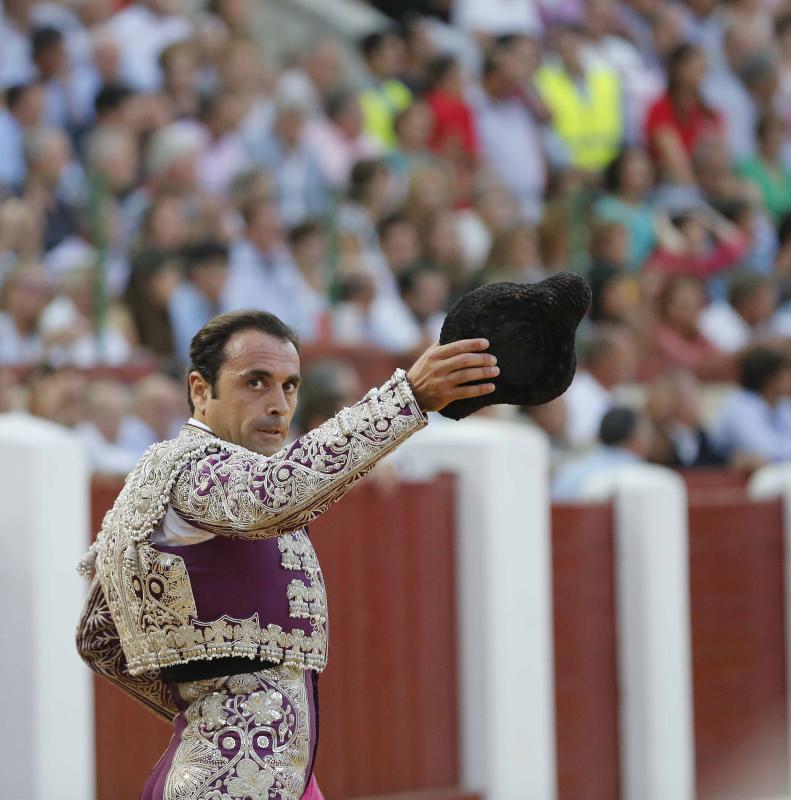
top-left (141, 666), bottom-right (321, 800)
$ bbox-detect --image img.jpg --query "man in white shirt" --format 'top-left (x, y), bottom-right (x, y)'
top-left (106, 0), bottom-right (191, 92)
top-left (563, 326), bottom-right (637, 447)
top-left (0, 265), bottom-right (51, 365)
top-left (222, 200), bottom-right (325, 341)
top-left (700, 273), bottom-right (791, 353)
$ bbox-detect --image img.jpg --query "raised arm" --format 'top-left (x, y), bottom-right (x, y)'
top-left (172, 341), bottom-right (498, 538)
top-left (76, 575), bottom-right (178, 723)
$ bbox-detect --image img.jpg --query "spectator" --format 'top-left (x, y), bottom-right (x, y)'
top-left (588, 263), bottom-right (639, 327)
top-left (119, 373), bottom-right (186, 454)
top-left (713, 346), bottom-right (791, 464)
top-left (169, 239), bottom-right (229, 362)
top-left (22, 126), bottom-right (82, 252)
top-left (138, 194), bottom-right (191, 252)
top-left (123, 248), bottom-right (181, 358)
top-left (644, 43), bottom-right (724, 186)
top-left (222, 199), bottom-right (324, 339)
top-left (470, 48), bottom-right (545, 220)
top-left (75, 379), bottom-right (140, 474)
top-left (159, 40), bottom-right (200, 120)
top-left (736, 113), bottom-right (791, 224)
top-left (520, 396), bottom-right (569, 453)
top-left (39, 260), bottom-right (134, 367)
top-left (0, 265), bottom-right (52, 364)
top-left (594, 147), bottom-right (664, 272)
top-left (378, 212), bottom-right (421, 277)
top-left (358, 31), bottom-right (412, 150)
top-left (398, 264), bottom-right (449, 342)
top-left (106, 0), bottom-right (192, 92)
top-left (535, 23), bottom-right (623, 174)
top-left (277, 38), bottom-right (345, 116)
top-left (642, 275), bottom-right (729, 380)
top-left (30, 26), bottom-right (72, 130)
top-left (646, 206), bottom-right (748, 280)
top-left (563, 326), bottom-right (637, 447)
top-left (477, 223), bottom-right (543, 286)
top-left (196, 91), bottom-right (247, 196)
top-left (304, 89), bottom-right (381, 190)
top-left (389, 99), bottom-right (437, 182)
top-left (0, 82), bottom-right (45, 190)
top-left (0, 198), bottom-right (43, 276)
top-left (646, 369), bottom-right (727, 468)
top-left (588, 219), bottom-right (629, 273)
top-left (425, 55), bottom-right (479, 165)
top-left (91, 82), bottom-right (137, 133)
top-left (294, 358), bottom-right (363, 435)
top-left (288, 221), bottom-right (330, 300)
top-left (26, 364), bottom-right (87, 428)
top-left (552, 407), bottom-right (653, 500)
top-left (699, 272), bottom-right (789, 352)
top-left (251, 97), bottom-right (327, 226)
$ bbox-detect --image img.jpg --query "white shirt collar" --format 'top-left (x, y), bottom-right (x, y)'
top-left (187, 417), bottom-right (214, 434)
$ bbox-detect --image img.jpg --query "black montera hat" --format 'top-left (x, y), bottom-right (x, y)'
top-left (438, 272), bottom-right (591, 420)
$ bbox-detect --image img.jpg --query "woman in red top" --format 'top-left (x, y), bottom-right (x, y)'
top-left (425, 55), bottom-right (479, 164)
top-left (641, 275), bottom-right (732, 380)
top-left (644, 43), bottom-right (725, 185)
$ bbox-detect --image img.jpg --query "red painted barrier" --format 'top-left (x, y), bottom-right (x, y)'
top-left (89, 476), bottom-right (462, 800)
top-left (552, 503), bottom-right (621, 800)
top-left (689, 496), bottom-right (789, 800)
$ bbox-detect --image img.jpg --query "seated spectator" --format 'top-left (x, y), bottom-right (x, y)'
top-left (169, 239), bottom-right (229, 363)
top-left (119, 373), bottom-right (186, 454)
top-left (0, 265), bottom-right (52, 364)
top-left (700, 272), bottom-right (791, 353)
top-left (0, 198), bottom-right (43, 276)
top-left (294, 359), bottom-right (363, 435)
top-left (713, 346), bottom-right (791, 465)
top-left (159, 40), bottom-right (200, 120)
top-left (469, 47), bottom-right (545, 220)
top-left (303, 89), bottom-right (381, 190)
top-left (251, 97), bottom-right (327, 227)
top-left (563, 325), bottom-right (637, 447)
top-left (588, 218), bottom-right (629, 272)
top-left (26, 364), bottom-right (87, 428)
top-left (289, 220), bottom-right (330, 300)
top-left (552, 406), bottom-right (653, 500)
top-left (388, 99), bottom-right (437, 183)
top-left (594, 147), bottom-right (663, 272)
top-left (535, 23), bottom-right (623, 174)
top-left (646, 206), bottom-right (748, 279)
top-left (476, 223), bottom-right (543, 286)
top-left (124, 248), bottom-right (182, 359)
top-left (137, 193), bottom-right (191, 252)
top-left (75, 379), bottom-right (140, 475)
top-left (644, 43), bottom-right (724, 186)
top-left (588, 263), bottom-right (640, 327)
top-left (398, 264), bottom-right (449, 343)
top-left (378, 212), bottom-right (421, 277)
top-left (642, 275), bottom-right (730, 380)
top-left (196, 91), bottom-right (247, 197)
top-left (39, 260), bottom-right (134, 367)
top-left (736, 113), bottom-right (791, 224)
top-left (417, 207), bottom-right (466, 289)
top-left (277, 37), bottom-right (345, 117)
top-left (30, 26), bottom-right (72, 130)
top-left (222, 199), bottom-right (325, 340)
top-left (358, 30), bottom-right (412, 150)
top-left (519, 396), bottom-right (569, 460)
top-left (425, 55), bottom-right (479, 165)
top-left (0, 82), bottom-right (45, 190)
top-left (106, 0), bottom-right (192, 93)
top-left (646, 369), bottom-right (727, 468)
top-left (22, 126), bottom-right (82, 252)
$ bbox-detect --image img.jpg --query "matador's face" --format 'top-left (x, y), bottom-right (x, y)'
top-left (189, 330), bottom-right (301, 455)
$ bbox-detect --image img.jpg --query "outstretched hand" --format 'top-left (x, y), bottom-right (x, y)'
top-left (406, 339), bottom-right (498, 413)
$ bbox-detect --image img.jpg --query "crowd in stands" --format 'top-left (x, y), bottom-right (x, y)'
top-left (1, 0), bottom-right (791, 486)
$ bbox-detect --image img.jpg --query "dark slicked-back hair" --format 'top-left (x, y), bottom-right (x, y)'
top-left (740, 346), bottom-right (790, 395)
top-left (187, 310), bottom-right (299, 412)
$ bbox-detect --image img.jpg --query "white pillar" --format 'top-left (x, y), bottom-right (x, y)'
top-left (0, 414), bottom-right (94, 800)
top-left (749, 463), bottom-right (791, 795)
top-left (398, 418), bottom-right (556, 800)
top-left (580, 464), bottom-right (695, 800)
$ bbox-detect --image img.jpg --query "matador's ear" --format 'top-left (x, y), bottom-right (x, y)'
top-left (438, 272), bottom-right (591, 420)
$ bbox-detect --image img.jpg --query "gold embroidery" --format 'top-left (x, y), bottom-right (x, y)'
top-left (82, 370), bottom-right (425, 677)
top-left (164, 666), bottom-right (310, 800)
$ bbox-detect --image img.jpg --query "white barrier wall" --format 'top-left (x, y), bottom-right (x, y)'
top-left (581, 464), bottom-right (695, 800)
top-left (398, 418), bottom-right (557, 800)
top-left (0, 414), bottom-right (94, 800)
top-left (749, 462), bottom-right (791, 795)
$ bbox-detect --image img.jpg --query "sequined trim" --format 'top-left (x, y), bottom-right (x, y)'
top-left (83, 370), bottom-right (424, 677)
top-left (164, 666), bottom-right (310, 800)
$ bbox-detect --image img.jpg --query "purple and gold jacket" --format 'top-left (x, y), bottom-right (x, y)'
top-left (76, 369), bottom-right (426, 721)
